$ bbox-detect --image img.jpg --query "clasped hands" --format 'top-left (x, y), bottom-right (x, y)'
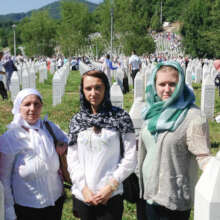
top-left (82, 179), bottom-right (119, 206)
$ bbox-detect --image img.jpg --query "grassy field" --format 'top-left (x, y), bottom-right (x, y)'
top-left (0, 70), bottom-right (220, 219)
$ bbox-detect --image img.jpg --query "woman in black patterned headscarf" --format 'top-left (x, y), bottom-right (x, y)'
top-left (67, 70), bottom-right (137, 220)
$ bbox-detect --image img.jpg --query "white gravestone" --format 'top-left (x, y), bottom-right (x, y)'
top-left (34, 61), bottom-right (40, 74)
top-left (53, 72), bottom-right (62, 106)
top-left (202, 64), bottom-right (209, 82)
top-left (144, 66), bottom-right (152, 90)
top-left (194, 154), bottom-right (220, 220)
top-left (22, 68), bottom-right (30, 89)
top-left (110, 82), bottom-right (123, 108)
top-left (10, 71), bottom-right (20, 102)
top-left (185, 66), bottom-right (193, 89)
top-left (16, 64), bottom-right (22, 86)
top-left (43, 63), bottom-right (48, 81)
top-left (129, 97), bottom-right (145, 136)
top-left (79, 61), bottom-right (91, 75)
top-left (39, 64), bottom-right (45, 83)
top-left (115, 68), bottom-right (124, 92)
top-left (29, 66), bottom-right (36, 89)
top-left (91, 61), bottom-right (103, 71)
top-left (52, 65), bottom-right (69, 106)
top-left (201, 74), bottom-right (215, 119)
top-left (134, 71), bottom-right (145, 101)
top-left (50, 61), bottom-right (55, 74)
top-left (194, 64), bottom-right (202, 83)
top-left (39, 63), bottom-right (47, 83)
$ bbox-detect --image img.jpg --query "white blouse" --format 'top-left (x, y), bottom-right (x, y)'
top-left (0, 121), bottom-right (68, 220)
top-left (67, 128), bottom-right (137, 202)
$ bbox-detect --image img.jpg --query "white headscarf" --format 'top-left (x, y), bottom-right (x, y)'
top-left (12, 88), bottom-right (42, 115)
top-left (8, 88), bottom-right (55, 162)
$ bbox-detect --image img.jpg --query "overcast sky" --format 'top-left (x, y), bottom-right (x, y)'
top-left (0, 0), bottom-right (103, 15)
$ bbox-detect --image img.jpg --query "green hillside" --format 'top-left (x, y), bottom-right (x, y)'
top-left (0, 0), bottom-right (98, 23)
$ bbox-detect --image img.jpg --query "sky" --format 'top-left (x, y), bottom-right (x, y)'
top-left (0, 0), bottom-right (103, 15)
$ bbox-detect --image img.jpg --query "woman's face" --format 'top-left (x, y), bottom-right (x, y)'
top-left (19, 95), bottom-right (42, 125)
top-left (83, 75), bottom-right (105, 113)
top-left (156, 69), bottom-right (179, 101)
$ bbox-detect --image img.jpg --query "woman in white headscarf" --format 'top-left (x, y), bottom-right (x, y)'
top-left (0, 88), bottom-right (68, 220)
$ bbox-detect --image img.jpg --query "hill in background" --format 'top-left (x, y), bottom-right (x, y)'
top-left (0, 0), bottom-right (98, 23)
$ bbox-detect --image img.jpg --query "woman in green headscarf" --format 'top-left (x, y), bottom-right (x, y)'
top-left (138, 61), bottom-right (211, 220)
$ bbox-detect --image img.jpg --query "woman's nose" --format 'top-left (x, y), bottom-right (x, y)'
top-left (30, 104), bottom-right (35, 110)
top-left (164, 84), bottom-right (170, 92)
top-left (90, 88), bottom-right (96, 96)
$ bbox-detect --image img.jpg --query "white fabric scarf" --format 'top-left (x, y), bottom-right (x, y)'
top-left (8, 88), bottom-right (55, 162)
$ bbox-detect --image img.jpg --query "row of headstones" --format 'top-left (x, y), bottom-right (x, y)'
top-left (185, 59), bottom-right (218, 119)
top-left (155, 36), bottom-right (182, 56)
top-left (52, 62), bottom-right (70, 106)
top-left (9, 61), bottom-right (48, 101)
top-left (8, 60), bottom-right (67, 106)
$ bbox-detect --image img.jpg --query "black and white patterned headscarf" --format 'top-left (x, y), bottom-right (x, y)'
top-left (68, 70), bottom-right (134, 145)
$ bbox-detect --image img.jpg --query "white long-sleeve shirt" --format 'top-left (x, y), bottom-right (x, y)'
top-left (67, 128), bottom-right (137, 202)
top-left (0, 121), bottom-right (68, 220)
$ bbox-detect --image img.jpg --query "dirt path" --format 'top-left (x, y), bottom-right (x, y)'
top-left (163, 22), bottom-right (181, 33)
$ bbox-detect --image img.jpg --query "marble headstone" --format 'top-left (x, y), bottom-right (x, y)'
top-left (10, 71), bottom-right (20, 102)
top-left (129, 97), bottom-right (145, 136)
top-left (194, 154), bottom-right (220, 220)
top-left (201, 74), bottom-right (215, 119)
top-left (110, 82), bottom-right (123, 108)
top-left (134, 71), bottom-right (145, 101)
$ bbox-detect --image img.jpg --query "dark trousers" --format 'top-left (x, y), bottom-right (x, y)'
top-left (131, 69), bottom-right (139, 87)
top-left (73, 195), bottom-right (123, 220)
top-left (136, 198), bottom-right (148, 220)
top-left (0, 81), bottom-right (8, 100)
top-left (146, 203), bottom-right (191, 220)
top-left (14, 195), bottom-right (65, 220)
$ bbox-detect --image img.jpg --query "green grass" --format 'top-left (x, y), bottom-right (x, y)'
top-left (1, 73), bottom-right (220, 219)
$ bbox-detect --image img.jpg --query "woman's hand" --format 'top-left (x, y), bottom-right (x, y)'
top-left (94, 185), bottom-right (113, 205)
top-left (55, 142), bottom-right (68, 156)
top-left (82, 186), bottom-right (98, 205)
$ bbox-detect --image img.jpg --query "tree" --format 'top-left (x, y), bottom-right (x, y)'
top-left (19, 11), bottom-right (57, 57)
top-left (57, 1), bottom-right (93, 57)
top-left (151, 10), bottom-right (162, 32)
top-left (163, 0), bottom-right (188, 22)
top-left (0, 28), bottom-right (9, 48)
top-left (202, 0), bottom-right (220, 58)
top-left (93, 0), bottom-right (156, 56)
top-left (181, 0), bottom-right (212, 58)
top-left (122, 32), bottom-right (155, 56)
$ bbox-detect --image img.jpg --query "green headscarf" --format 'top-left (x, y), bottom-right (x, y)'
top-left (142, 61), bottom-right (195, 135)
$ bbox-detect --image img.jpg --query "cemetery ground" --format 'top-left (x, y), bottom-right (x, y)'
top-left (0, 70), bottom-right (220, 219)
